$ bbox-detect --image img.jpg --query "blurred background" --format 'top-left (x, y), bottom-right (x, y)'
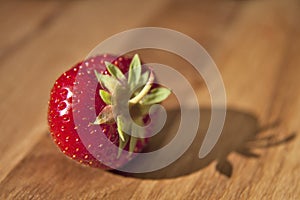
top-left (0, 0), bottom-right (299, 199)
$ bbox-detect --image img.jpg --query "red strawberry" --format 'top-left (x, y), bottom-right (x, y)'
top-left (48, 54), bottom-right (171, 169)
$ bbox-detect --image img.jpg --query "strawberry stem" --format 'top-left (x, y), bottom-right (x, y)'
top-left (128, 71), bottom-right (154, 104)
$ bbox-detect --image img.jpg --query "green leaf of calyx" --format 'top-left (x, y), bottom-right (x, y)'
top-left (128, 121), bottom-right (144, 155)
top-left (117, 116), bottom-right (129, 158)
top-left (94, 70), bottom-right (117, 93)
top-left (141, 87), bottom-right (172, 105)
top-left (105, 61), bottom-right (126, 81)
top-left (93, 105), bottom-right (115, 125)
top-left (139, 71), bottom-right (150, 86)
top-left (128, 54), bottom-right (142, 90)
top-left (118, 134), bottom-right (129, 158)
top-left (117, 115), bottom-right (126, 142)
top-left (129, 136), bottom-right (138, 156)
top-left (99, 90), bottom-right (111, 105)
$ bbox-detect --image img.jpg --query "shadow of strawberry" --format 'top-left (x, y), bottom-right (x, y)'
top-left (113, 107), bottom-right (296, 179)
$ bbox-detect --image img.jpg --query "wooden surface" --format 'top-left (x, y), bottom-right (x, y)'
top-left (0, 0), bottom-right (299, 199)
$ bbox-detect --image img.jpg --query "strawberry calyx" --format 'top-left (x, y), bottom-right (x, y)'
top-left (93, 54), bottom-right (171, 156)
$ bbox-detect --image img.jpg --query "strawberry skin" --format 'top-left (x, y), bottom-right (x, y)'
top-left (48, 55), bottom-right (146, 169)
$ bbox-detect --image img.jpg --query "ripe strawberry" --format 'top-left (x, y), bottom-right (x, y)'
top-left (48, 54), bottom-right (171, 169)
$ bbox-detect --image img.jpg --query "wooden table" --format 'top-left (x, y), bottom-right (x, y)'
top-left (0, 0), bottom-right (299, 199)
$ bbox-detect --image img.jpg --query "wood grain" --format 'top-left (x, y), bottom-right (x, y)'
top-left (0, 0), bottom-right (299, 199)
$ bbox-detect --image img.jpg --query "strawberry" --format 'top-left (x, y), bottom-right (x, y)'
top-left (48, 54), bottom-right (171, 169)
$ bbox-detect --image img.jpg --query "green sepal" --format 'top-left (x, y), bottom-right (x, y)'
top-left (132, 71), bottom-right (150, 96)
top-left (128, 54), bottom-right (141, 90)
top-left (117, 132), bottom-right (129, 158)
top-left (105, 61), bottom-right (126, 81)
top-left (140, 87), bottom-right (172, 105)
top-left (93, 105), bottom-right (115, 124)
top-left (117, 115), bottom-right (125, 142)
top-left (99, 90), bottom-right (111, 105)
top-left (139, 71), bottom-right (150, 87)
top-left (94, 70), bottom-right (117, 93)
top-left (129, 136), bottom-right (138, 156)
